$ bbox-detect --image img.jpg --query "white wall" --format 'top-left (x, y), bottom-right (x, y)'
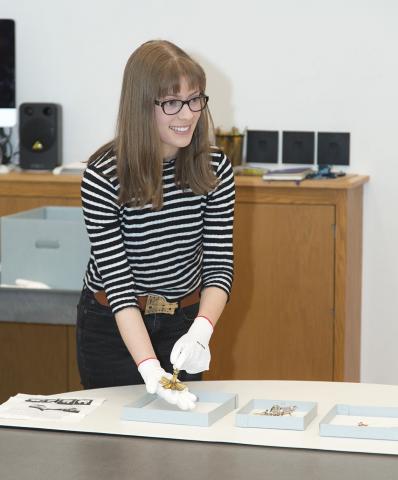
top-left (1, 0), bottom-right (397, 384)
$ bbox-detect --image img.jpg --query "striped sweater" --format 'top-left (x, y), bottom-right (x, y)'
top-left (81, 149), bottom-right (235, 314)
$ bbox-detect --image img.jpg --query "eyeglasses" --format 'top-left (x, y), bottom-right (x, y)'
top-left (154, 95), bottom-right (209, 115)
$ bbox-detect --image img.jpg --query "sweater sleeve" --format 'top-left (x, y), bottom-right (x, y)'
top-left (81, 164), bottom-right (139, 314)
top-left (201, 153), bottom-right (235, 296)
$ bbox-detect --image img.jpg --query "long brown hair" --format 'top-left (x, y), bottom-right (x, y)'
top-left (89, 40), bottom-right (218, 209)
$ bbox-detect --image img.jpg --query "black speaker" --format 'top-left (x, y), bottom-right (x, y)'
top-left (282, 131), bottom-right (315, 165)
top-left (19, 103), bottom-right (62, 170)
top-left (317, 132), bottom-right (350, 166)
top-left (246, 130), bottom-right (278, 164)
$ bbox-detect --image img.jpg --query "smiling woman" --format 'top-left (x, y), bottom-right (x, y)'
top-left (77, 40), bottom-right (235, 412)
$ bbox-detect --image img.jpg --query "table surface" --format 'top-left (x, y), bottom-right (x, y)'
top-left (1, 427), bottom-right (397, 480)
top-left (1, 380), bottom-right (398, 480)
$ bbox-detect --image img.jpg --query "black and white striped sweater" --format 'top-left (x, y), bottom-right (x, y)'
top-left (81, 149), bottom-right (235, 314)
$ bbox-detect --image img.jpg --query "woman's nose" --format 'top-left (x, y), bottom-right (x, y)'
top-left (177, 103), bottom-right (194, 119)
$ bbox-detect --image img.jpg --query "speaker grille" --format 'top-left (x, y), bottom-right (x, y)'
top-left (20, 118), bottom-right (56, 153)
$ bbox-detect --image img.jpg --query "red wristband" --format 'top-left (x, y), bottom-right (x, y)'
top-left (198, 315), bottom-right (214, 329)
top-left (136, 357), bottom-right (157, 368)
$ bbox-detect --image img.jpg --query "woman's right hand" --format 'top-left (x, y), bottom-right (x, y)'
top-left (137, 358), bottom-right (197, 410)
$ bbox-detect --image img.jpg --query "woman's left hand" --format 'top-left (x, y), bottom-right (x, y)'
top-left (170, 316), bottom-right (213, 374)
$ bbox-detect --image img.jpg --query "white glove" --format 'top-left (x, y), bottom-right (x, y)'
top-left (170, 316), bottom-right (213, 374)
top-left (137, 358), bottom-right (197, 410)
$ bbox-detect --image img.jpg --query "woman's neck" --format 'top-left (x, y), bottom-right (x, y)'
top-left (163, 153), bottom-right (177, 163)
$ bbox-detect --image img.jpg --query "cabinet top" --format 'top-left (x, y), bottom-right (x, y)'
top-left (235, 174), bottom-right (369, 190)
top-left (0, 171), bottom-right (81, 184)
top-left (0, 170), bottom-right (369, 190)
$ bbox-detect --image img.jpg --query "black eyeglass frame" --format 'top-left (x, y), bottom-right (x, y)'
top-left (154, 95), bottom-right (209, 115)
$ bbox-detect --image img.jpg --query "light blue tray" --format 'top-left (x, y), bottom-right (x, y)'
top-left (319, 404), bottom-right (398, 441)
top-left (121, 391), bottom-right (238, 427)
top-left (235, 399), bottom-right (317, 430)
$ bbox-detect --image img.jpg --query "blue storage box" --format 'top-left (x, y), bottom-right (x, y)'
top-left (319, 404), bottom-right (398, 441)
top-left (235, 398), bottom-right (317, 430)
top-left (1, 206), bottom-right (90, 290)
top-left (121, 391), bottom-right (238, 427)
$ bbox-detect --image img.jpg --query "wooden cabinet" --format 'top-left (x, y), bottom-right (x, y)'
top-left (0, 171), bottom-right (81, 216)
top-left (0, 171), bottom-right (368, 397)
top-left (0, 172), bottom-right (82, 402)
top-left (0, 323), bottom-right (81, 403)
top-left (206, 175), bottom-right (368, 382)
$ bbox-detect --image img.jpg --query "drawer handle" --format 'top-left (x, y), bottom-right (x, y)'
top-left (35, 240), bottom-right (60, 249)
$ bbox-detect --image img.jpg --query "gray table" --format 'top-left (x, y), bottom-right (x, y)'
top-left (1, 427), bottom-right (397, 480)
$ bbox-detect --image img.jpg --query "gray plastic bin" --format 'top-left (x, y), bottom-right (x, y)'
top-left (1, 206), bottom-right (90, 290)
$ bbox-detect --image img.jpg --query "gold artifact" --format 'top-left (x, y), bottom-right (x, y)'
top-left (159, 368), bottom-right (187, 391)
top-left (215, 127), bottom-right (244, 167)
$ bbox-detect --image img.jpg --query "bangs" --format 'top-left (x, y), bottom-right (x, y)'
top-left (157, 58), bottom-right (206, 98)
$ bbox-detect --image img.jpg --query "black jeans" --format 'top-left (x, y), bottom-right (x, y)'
top-left (76, 287), bottom-right (202, 389)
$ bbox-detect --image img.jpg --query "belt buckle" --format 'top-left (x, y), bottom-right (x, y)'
top-left (145, 294), bottom-right (178, 315)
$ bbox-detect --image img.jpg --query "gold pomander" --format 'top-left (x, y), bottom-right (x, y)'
top-left (159, 368), bottom-right (187, 391)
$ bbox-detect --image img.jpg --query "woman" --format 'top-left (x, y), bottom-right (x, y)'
top-left (77, 40), bottom-right (235, 410)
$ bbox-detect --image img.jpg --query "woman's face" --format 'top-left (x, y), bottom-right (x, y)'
top-left (155, 77), bottom-right (202, 160)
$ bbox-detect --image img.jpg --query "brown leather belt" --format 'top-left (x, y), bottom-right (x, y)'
top-left (94, 287), bottom-right (201, 315)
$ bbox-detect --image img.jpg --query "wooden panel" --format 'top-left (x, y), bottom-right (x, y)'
top-left (0, 322), bottom-right (68, 403)
top-left (333, 187), bottom-right (363, 381)
top-left (67, 326), bottom-right (82, 392)
top-left (0, 172), bottom-right (81, 215)
top-left (0, 196), bottom-right (81, 216)
top-left (0, 172), bottom-right (82, 198)
top-left (206, 203), bottom-right (336, 381)
top-left (343, 188), bottom-right (363, 381)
